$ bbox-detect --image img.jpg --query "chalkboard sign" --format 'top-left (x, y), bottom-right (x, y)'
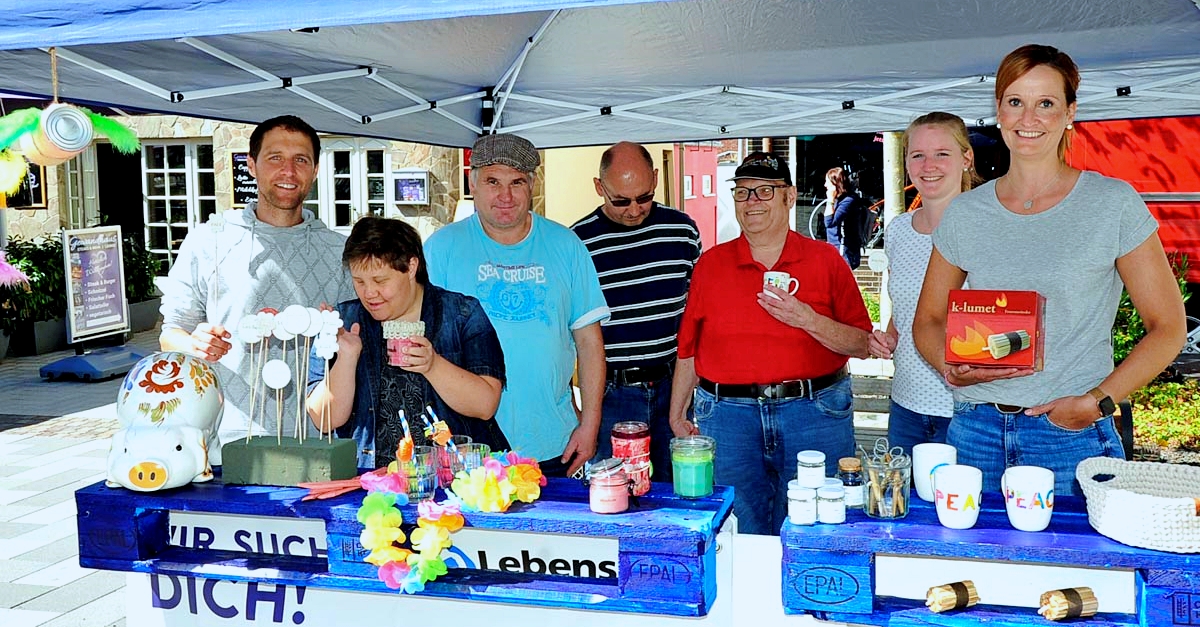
top-left (231, 152), bottom-right (257, 206)
top-left (5, 164), bottom-right (47, 208)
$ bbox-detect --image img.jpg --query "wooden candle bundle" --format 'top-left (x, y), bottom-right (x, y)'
top-left (1038, 587), bottom-right (1098, 621)
top-left (925, 580), bottom-right (979, 613)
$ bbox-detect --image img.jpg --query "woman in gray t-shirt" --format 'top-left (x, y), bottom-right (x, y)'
top-left (912, 45), bottom-right (1186, 496)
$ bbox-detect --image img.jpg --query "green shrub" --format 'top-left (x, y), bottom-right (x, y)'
top-left (1112, 253), bottom-right (1189, 363)
top-left (1128, 379), bottom-right (1200, 451)
top-left (122, 234), bottom-right (159, 303)
top-left (0, 236), bottom-right (67, 334)
top-left (861, 289), bottom-right (880, 323)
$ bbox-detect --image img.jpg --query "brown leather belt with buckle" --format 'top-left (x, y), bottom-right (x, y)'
top-left (698, 366), bottom-right (848, 401)
top-left (991, 403), bottom-right (1029, 414)
top-left (607, 363), bottom-right (673, 386)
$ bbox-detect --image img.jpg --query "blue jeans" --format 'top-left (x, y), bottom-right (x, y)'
top-left (947, 402), bottom-right (1124, 496)
top-left (593, 374), bottom-right (675, 482)
top-left (887, 400), bottom-right (951, 457)
top-left (694, 377), bottom-right (855, 536)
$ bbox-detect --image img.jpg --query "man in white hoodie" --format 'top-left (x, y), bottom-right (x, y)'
top-left (159, 116), bottom-right (353, 454)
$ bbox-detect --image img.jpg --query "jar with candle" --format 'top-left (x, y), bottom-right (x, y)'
top-left (670, 435), bottom-right (716, 498)
top-left (612, 421), bottom-right (652, 496)
top-left (816, 486), bottom-right (846, 524)
top-left (787, 487), bottom-right (817, 525)
top-left (796, 450), bottom-right (826, 489)
top-left (587, 458), bottom-right (630, 514)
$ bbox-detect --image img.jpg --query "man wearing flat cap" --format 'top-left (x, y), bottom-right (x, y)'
top-left (425, 134), bottom-right (610, 477)
top-left (668, 152), bottom-right (871, 535)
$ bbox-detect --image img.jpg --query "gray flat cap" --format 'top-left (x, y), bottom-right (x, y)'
top-left (471, 133), bottom-right (540, 173)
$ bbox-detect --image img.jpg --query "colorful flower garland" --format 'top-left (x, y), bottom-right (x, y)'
top-left (355, 450), bottom-right (546, 592)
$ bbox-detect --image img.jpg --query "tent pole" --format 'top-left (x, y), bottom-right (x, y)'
top-left (491, 10), bottom-right (561, 133)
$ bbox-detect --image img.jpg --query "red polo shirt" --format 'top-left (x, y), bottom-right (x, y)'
top-left (677, 230), bottom-right (871, 384)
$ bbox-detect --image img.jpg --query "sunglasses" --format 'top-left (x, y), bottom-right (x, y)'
top-left (602, 187), bottom-right (656, 208)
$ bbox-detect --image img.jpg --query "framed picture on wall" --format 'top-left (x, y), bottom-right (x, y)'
top-left (683, 175), bottom-right (694, 199)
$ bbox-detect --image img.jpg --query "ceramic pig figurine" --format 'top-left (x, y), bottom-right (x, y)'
top-left (106, 351), bottom-right (224, 491)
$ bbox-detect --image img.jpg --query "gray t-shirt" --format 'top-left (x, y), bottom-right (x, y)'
top-left (933, 171), bottom-right (1157, 406)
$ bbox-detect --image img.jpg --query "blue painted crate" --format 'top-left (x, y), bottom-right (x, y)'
top-left (780, 495), bottom-right (1200, 626)
top-left (76, 476), bottom-right (732, 616)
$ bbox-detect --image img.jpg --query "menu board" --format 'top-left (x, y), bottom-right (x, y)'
top-left (231, 152), bottom-right (257, 206)
top-left (63, 226), bottom-right (130, 343)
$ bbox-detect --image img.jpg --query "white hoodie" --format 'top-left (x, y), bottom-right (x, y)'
top-left (159, 202), bottom-right (353, 458)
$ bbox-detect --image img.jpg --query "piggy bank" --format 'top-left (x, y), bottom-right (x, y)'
top-left (107, 351), bottom-right (223, 491)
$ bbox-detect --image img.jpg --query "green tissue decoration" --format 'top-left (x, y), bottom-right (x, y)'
top-left (85, 109), bottom-right (140, 153)
top-left (0, 109), bottom-right (42, 151)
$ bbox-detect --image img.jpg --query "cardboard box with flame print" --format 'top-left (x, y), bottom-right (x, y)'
top-left (946, 289), bottom-right (1045, 370)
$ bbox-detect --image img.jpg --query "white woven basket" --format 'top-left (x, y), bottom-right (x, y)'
top-left (1076, 457), bottom-right (1200, 553)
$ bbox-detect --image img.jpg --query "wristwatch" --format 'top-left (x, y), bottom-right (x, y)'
top-left (1087, 387), bottom-right (1116, 417)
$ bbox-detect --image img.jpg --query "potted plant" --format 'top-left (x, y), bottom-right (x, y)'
top-left (123, 234), bottom-right (161, 333)
top-left (0, 247), bottom-right (31, 360)
top-left (0, 235), bottom-right (68, 355)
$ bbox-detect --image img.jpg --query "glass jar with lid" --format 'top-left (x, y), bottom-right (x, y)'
top-left (796, 450), bottom-right (826, 489)
top-left (587, 458), bottom-right (630, 514)
top-left (787, 487), bottom-right (817, 525)
top-left (816, 486), bottom-right (846, 524)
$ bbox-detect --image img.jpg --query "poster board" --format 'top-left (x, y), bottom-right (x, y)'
top-left (231, 152), bottom-right (257, 206)
top-left (4, 163), bottom-right (47, 208)
top-left (63, 226), bottom-right (130, 343)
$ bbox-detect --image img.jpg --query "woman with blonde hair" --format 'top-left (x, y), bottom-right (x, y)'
top-left (912, 45), bottom-right (1185, 495)
top-left (869, 112), bottom-right (981, 455)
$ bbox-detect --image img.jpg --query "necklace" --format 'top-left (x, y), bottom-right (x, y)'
top-left (1014, 165), bottom-right (1064, 210)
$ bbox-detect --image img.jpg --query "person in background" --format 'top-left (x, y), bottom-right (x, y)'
top-left (159, 115), bottom-right (354, 456)
top-left (824, 167), bottom-right (864, 269)
top-left (913, 44), bottom-right (1186, 495)
top-left (669, 152), bottom-right (871, 535)
top-left (424, 133), bottom-right (610, 478)
top-left (305, 217), bottom-right (509, 469)
top-left (571, 142), bottom-right (701, 482)
top-left (869, 112), bottom-right (982, 455)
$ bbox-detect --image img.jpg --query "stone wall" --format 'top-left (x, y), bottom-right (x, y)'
top-left (4, 166), bottom-right (63, 243)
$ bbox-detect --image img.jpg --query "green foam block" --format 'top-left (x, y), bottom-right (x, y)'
top-left (220, 437), bottom-right (358, 486)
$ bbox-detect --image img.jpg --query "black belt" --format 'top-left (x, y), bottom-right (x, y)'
top-left (991, 403), bottom-right (1030, 414)
top-left (699, 367), bottom-right (847, 401)
top-left (608, 363), bottom-right (673, 386)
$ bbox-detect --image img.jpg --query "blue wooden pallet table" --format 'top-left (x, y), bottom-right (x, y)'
top-left (76, 476), bottom-right (733, 616)
top-left (781, 495), bottom-right (1200, 626)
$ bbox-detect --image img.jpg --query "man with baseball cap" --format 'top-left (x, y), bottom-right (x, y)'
top-left (424, 133), bottom-right (610, 477)
top-left (668, 152), bottom-right (871, 535)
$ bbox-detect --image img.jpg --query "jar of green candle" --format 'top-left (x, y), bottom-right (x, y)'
top-left (670, 435), bottom-right (716, 498)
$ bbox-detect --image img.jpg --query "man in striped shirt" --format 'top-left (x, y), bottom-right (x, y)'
top-left (571, 142), bottom-right (701, 481)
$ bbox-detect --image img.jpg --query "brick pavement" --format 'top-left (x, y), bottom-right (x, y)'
top-left (0, 328), bottom-right (162, 627)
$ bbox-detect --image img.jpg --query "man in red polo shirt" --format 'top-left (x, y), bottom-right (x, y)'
top-left (668, 152), bottom-right (871, 535)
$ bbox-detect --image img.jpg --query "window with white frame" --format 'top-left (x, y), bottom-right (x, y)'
top-left (315, 139), bottom-right (389, 232)
top-left (142, 142), bottom-right (215, 271)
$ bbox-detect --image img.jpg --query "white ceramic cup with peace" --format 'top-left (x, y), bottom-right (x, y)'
top-left (912, 442), bottom-right (957, 502)
top-left (1001, 465), bottom-right (1055, 532)
top-left (763, 271), bottom-right (799, 300)
top-left (931, 464), bottom-right (983, 530)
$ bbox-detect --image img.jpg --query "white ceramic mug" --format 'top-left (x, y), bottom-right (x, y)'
top-left (1001, 465), bottom-right (1055, 532)
top-left (931, 464), bottom-right (983, 530)
top-left (763, 271), bottom-right (800, 300)
top-left (912, 443), bottom-right (957, 502)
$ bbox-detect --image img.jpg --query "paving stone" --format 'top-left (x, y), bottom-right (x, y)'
top-left (39, 589), bottom-right (124, 627)
top-left (12, 537), bottom-right (81, 565)
top-left (105, 619), bottom-right (125, 627)
top-left (10, 467), bottom-right (105, 493)
top-left (0, 559), bottom-right (50, 584)
top-left (14, 556), bottom-right (94, 588)
top-left (0, 582), bottom-right (53, 609)
top-left (12, 476), bottom-right (104, 508)
top-left (0, 607), bottom-right (61, 627)
top-left (0, 522), bottom-right (41, 539)
top-left (16, 570), bottom-right (124, 613)
top-left (0, 519), bottom-right (76, 560)
top-left (0, 504), bottom-right (39, 523)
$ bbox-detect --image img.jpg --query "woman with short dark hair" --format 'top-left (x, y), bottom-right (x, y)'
top-left (306, 217), bottom-right (509, 468)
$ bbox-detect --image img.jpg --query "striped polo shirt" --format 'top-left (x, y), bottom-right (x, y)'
top-left (571, 204), bottom-right (701, 368)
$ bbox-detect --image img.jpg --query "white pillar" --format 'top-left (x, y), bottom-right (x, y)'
top-left (879, 131), bottom-right (905, 328)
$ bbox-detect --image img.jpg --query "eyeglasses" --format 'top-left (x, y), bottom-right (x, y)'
top-left (602, 186), bottom-right (656, 208)
top-left (732, 184), bottom-right (789, 202)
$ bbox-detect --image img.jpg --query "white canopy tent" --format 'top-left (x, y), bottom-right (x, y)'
top-left (5, 0), bottom-right (1200, 148)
